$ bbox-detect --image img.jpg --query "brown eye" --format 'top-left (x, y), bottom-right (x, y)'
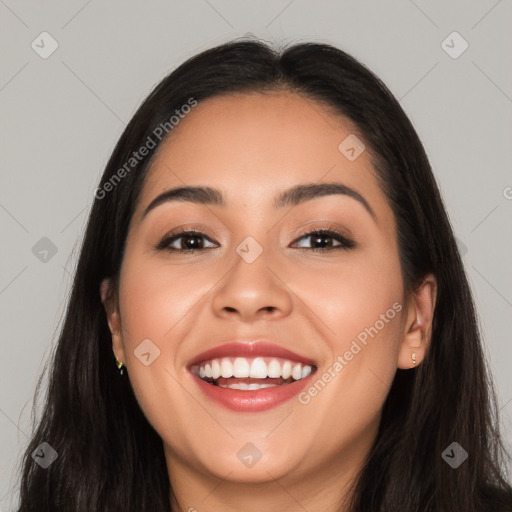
top-left (156, 230), bottom-right (217, 252)
top-left (292, 229), bottom-right (355, 252)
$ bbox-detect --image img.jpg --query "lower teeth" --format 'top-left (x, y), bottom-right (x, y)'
top-left (217, 382), bottom-right (280, 390)
top-left (199, 375), bottom-right (298, 389)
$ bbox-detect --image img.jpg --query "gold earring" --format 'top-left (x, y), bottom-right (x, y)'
top-left (115, 355), bottom-right (125, 375)
top-left (412, 352), bottom-right (416, 366)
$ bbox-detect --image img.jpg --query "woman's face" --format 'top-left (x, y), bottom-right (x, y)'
top-left (103, 92), bottom-right (426, 495)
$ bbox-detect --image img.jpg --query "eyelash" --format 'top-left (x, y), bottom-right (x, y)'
top-left (155, 227), bottom-right (355, 254)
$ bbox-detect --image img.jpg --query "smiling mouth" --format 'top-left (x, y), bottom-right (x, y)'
top-left (190, 356), bottom-right (317, 390)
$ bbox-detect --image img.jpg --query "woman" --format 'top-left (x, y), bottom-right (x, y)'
top-left (16, 37), bottom-right (512, 511)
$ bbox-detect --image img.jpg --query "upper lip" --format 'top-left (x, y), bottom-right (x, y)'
top-left (188, 340), bottom-right (318, 368)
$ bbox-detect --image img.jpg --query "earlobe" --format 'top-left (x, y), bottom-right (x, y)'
top-left (397, 274), bottom-right (437, 369)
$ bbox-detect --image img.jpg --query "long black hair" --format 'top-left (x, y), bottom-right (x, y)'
top-left (14, 37), bottom-right (512, 511)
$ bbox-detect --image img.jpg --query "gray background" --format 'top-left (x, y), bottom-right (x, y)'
top-left (1, 1), bottom-right (511, 509)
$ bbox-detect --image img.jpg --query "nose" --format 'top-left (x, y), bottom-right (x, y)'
top-left (211, 248), bottom-right (293, 324)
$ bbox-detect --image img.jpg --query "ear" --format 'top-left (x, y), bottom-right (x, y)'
top-left (100, 278), bottom-right (125, 364)
top-left (397, 273), bottom-right (437, 369)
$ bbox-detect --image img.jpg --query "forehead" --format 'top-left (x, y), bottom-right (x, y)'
top-left (135, 92), bottom-right (389, 220)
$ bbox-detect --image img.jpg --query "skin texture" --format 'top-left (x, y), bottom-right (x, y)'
top-left (101, 92), bottom-right (437, 512)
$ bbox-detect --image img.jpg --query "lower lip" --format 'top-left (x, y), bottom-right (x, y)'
top-left (191, 373), bottom-right (314, 412)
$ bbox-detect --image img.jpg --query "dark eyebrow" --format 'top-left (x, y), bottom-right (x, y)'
top-left (274, 182), bottom-right (375, 219)
top-left (142, 182), bottom-right (376, 220)
top-left (142, 186), bottom-right (224, 220)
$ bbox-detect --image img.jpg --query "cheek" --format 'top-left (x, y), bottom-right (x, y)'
top-left (288, 248), bottom-right (403, 347)
top-left (119, 255), bottom-right (209, 343)
top-left (116, 258), bottom-right (211, 444)
top-left (289, 249), bottom-right (404, 413)
top-left (292, 263), bottom-right (403, 448)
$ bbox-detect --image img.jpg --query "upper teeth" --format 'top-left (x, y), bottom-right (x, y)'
top-left (193, 357), bottom-right (313, 381)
